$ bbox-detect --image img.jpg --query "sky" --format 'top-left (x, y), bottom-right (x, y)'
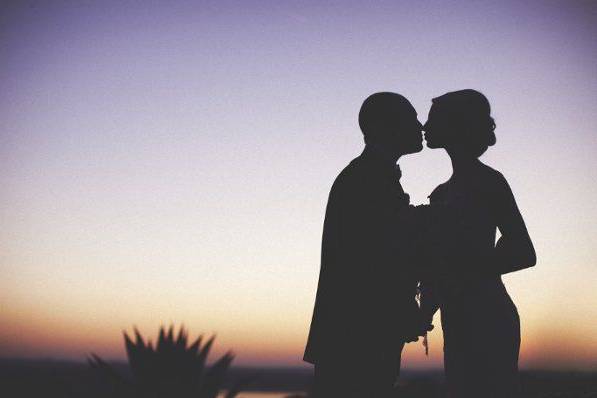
top-left (1, 0), bottom-right (596, 370)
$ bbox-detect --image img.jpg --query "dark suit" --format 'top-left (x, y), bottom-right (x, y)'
top-left (304, 147), bottom-right (420, 397)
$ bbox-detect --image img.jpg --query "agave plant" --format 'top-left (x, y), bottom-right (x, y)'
top-left (89, 325), bottom-right (251, 398)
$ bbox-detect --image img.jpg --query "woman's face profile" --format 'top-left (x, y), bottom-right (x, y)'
top-left (423, 103), bottom-right (451, 149)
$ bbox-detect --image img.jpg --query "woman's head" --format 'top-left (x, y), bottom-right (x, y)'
top-left (424, 89), bottom-right (496, 158)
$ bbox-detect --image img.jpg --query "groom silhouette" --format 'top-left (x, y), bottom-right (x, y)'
top-left (304, 92), bottom-right (426, 397)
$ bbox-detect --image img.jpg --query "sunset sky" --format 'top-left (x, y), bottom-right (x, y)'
top-left (1, 1), bottom-right (596, 370)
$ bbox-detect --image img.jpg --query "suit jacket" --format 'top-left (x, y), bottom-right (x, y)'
top-left (304, 147), bottom-right (420, 364)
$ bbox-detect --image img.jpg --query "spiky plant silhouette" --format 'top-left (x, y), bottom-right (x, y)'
top-left (89, 325), bottom-right (250, 398)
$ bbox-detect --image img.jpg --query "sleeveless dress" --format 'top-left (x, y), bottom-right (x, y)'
top-left (428, 163), bottom-right (520, 398)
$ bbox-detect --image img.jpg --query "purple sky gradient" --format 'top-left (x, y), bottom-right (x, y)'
top-left (1, 1), bottom-right (596, 368)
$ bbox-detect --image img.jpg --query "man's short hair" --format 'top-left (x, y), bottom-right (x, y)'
top-left (358, 92), bottom-right (412, 142)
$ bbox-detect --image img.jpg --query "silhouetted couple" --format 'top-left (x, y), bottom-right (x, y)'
top-left (304, 90), bottom-right (536, 398)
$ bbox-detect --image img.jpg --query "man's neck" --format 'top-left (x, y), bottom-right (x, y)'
top-left (363, 143), bottom-right (400, 166)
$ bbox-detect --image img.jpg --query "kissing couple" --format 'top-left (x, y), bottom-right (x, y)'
top-left (304, 90), bottom-right (536, 398)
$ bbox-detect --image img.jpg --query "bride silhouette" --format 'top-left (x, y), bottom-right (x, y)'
top-left (420, 89), bottom-right (536, 398)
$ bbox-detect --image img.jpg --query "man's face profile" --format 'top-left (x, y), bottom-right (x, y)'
top-left (360, 93), bottom-right (424, 157)
top-left (382, 105), bottom-right (423, 156)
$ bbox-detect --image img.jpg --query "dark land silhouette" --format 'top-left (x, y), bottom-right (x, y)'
top-left (2, 358), bottom-right (597, 397)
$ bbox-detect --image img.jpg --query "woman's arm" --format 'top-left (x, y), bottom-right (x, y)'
top-left (493, 173), bottom-right (536, 274)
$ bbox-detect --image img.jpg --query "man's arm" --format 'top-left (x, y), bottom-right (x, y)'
top-left (408, 204), bottom-right (440, 334)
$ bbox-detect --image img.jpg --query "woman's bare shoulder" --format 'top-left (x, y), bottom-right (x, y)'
top-left (476, 162), bottom-right (512, 196)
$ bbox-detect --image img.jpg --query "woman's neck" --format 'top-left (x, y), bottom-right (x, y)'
top-left (448, 151), bottom-right (479, 179)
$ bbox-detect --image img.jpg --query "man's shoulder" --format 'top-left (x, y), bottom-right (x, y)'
top-left (330, 157), bottom-right (370, 193)
top-left (429, 181), bottom-right (448, 201)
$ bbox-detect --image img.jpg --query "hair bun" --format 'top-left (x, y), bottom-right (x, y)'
top-left (487, 131), bottom-right (496, 146)
top-left (432, 89), bottom-right (496, 157)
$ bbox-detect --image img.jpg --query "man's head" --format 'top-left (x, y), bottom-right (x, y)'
top-left (358, 92), bottom-right (423, 157)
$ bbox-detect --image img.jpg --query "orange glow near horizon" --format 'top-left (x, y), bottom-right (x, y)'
top-left (2, 293), bottom-right (597, 370)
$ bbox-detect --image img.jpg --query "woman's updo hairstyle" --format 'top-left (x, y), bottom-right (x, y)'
top-left (432, 89), bottom-right (496, 157)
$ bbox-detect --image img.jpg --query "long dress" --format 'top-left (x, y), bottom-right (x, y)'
top-left (427, 161), bottom-right (522, 398)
